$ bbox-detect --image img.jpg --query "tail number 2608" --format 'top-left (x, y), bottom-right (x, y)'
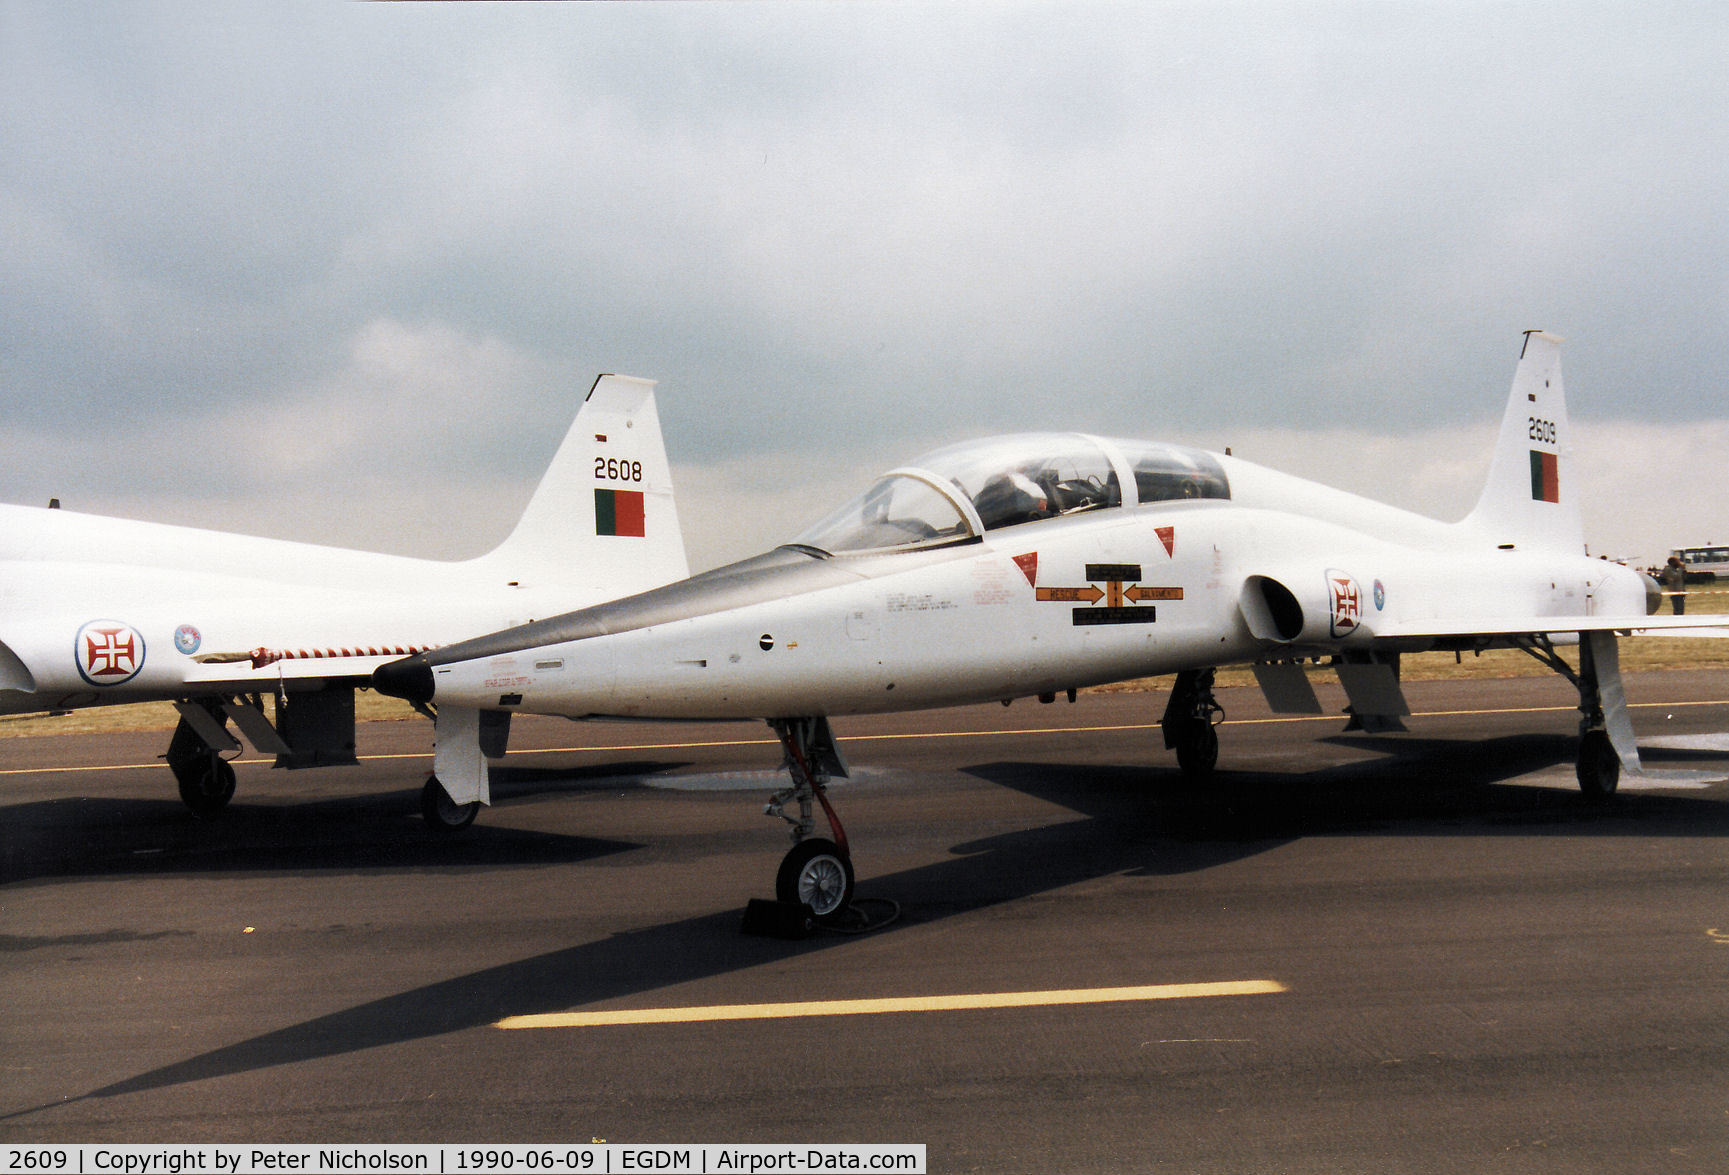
top-left (595, 458), bottom-right (643, 483)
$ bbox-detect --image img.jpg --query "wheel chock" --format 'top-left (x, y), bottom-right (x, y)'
top-left (740, 897), bottom-right (817, 939)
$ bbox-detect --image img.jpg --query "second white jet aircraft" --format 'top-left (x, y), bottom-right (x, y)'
top-left (1, 376), bottom-right (686, 827)
top-left (375, 333), bottom-right (1727, 915)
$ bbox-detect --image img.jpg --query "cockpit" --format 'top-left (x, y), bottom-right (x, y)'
top-left (789, 432), bottom-right (1230, 555)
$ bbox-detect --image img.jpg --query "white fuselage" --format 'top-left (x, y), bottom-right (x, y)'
top-left (0, 503), bottom-right (589, 714)
top-left (420, 456), bottom-right (1649, 721)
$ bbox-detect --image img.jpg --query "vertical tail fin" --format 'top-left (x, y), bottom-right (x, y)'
top-left (478, 374), bottom-right (689, 590)
top-left (1461, 331), bottom-right (1584, 554)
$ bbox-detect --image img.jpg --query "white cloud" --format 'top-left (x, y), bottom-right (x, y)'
top-left (0, 317), bottom-right (566, 553)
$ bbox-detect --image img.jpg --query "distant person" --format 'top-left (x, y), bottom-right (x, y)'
top-left (1660, 555), bottom-right (1688, 615)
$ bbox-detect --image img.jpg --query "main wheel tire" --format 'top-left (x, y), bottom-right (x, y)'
top-left (1175, 721), bottom-right (1219, 781)
top-left (1576, 729), bottom-right (1620, 798)
top-left (176, 757), bottom-right (236, 819)
top-left (776, 838), bottom-right (854, 918)
top-left (421, 775), bottom-right (480, 831)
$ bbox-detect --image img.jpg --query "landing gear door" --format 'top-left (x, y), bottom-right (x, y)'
top-left (1585, 630), bottom-right (1640, 775)
top-left (433, 705), bottom-right (494, 806)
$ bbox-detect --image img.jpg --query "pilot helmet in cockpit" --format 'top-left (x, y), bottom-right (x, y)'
top-left (971, 470), bottom-right (1050, 530)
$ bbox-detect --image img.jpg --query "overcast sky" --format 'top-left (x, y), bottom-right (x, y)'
top-left (3, 2), bottom-right (1725, 570)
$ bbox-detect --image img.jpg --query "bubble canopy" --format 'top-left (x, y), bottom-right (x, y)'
top-left (790, 433), bottom-right (1230, 555)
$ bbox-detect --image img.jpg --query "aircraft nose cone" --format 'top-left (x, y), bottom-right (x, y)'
top-left (372, 654), bottom-right (435, 705)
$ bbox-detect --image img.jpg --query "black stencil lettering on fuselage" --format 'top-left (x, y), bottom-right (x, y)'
top-left (1071, 606), bottom-right (1157, 626)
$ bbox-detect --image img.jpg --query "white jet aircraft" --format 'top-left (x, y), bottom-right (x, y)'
top-left (1, 375), bottom-right (686, 827)
top-left (374, 333), bottom-right (1727, 915)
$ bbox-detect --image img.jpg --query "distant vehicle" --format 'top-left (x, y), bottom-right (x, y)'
top-left (1670, 546), bottom-right (1728, 581)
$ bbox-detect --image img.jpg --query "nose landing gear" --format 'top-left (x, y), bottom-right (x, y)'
top-left (765, 716), bottom-right (855, 918)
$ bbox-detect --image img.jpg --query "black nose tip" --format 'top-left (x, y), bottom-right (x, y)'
top-left (372, 655), bottom-right (435, 705)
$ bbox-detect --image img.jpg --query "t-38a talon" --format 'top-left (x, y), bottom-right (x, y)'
top-left (374, 332), bottom-right (1729, 905)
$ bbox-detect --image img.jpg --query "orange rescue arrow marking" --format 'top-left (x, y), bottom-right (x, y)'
top-left (1036, 585), bottom-right (1106, 605)
top-left (1126, 585), bottom-right (1185, 602)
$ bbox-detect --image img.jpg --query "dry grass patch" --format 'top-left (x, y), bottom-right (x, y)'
top-left (0, 691), bottom-right (423, 739)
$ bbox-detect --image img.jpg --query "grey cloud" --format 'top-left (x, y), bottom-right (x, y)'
top-left (2, 3), bottom-right (1726, 555)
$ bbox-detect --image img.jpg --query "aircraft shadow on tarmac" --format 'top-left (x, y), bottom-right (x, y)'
top-left (0, 759), bottom-right (692, 885)
top-left (48, 730), bottom-right (1729, 1109)
top-left (963, 730), bottom-right (1729, 850)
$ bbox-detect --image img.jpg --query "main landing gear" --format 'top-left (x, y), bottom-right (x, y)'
top-left (1160, 667), bottom-right (1223, 781)
top-left (166, 700), bottom-right (239, 819)
top-left (160, 687), bottom-right (362, 819)
top-left (421, 775), bottom-right (481, 830)
top-left (1516, 631), bottom-right (1632, 798)
top-left (764, 716), bottom-right (855, 918)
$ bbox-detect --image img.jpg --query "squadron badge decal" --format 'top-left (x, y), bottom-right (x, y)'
top-left (174, 624), bottom-right (202, 655)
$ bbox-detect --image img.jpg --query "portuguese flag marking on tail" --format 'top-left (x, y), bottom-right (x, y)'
top-left (1528, 450), bottom-right (1560, 504)
top-left (595, 488), bottom-right (646, 537)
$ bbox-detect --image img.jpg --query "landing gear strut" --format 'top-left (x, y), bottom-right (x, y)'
top-left (1574, 634), bottom-right (1622, 797)
top-left (1515, 631), bottom-right (1631, 798)
top-left (765, 717), bottom-right (855, 918)
top-left (166, 703), bottom-right (238, 819)
top-left (1161, 667), bottom-right (1223, 780)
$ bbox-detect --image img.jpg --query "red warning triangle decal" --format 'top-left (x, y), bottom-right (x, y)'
top-left (1012, 552), bottom-right (1039, 586)
top-left (1155, 526), bottom-right (1175, 557)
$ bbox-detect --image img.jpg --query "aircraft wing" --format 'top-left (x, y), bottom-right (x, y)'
top-left (184, 650), bottom-right (420, 686)
top-left (1374, 613), bottom-right (1729, 641)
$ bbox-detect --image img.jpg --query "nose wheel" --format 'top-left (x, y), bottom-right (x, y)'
top-left (776, 837), bottom-right (854, 917)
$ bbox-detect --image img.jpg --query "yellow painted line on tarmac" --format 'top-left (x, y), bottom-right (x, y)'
top-left (4, 699), bottom-right (1725, 778)
top-left (495, 978), bottom-right (1287, 1030)
top-left (0, 761), bottom-right (150, 777)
